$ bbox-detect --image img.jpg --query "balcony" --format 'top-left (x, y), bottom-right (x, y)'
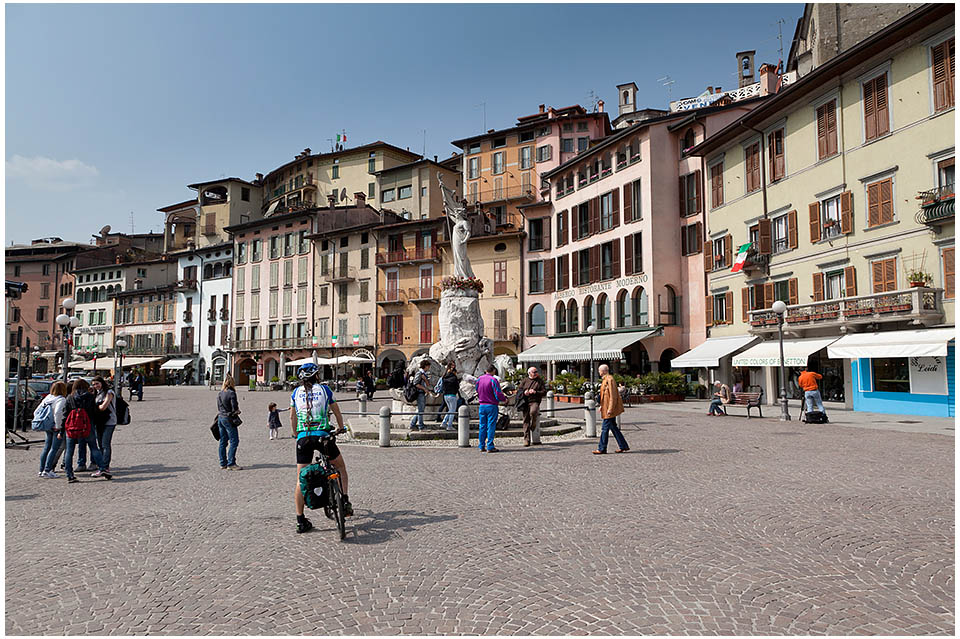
top-left (741, 248), bottom-right (769, 272)
top-left (123, 345), bottom-right (193, 357)
top-left (916, 185), bottom-right (954, 227)
top-left (488, 212), bottom-right (522, 231)
top-left (219, 308), bottom-right (229, 321)
top-left (748, 287), bottom-right (945, 335)
top-left (375, 246), bottom-right (440, 267)
top-left (489, 326), bottom-right (521, 343)
top-left (376, 289), bottom-right (407, 305)
top-left (182, 310), bottom-right (193, 322)
top-left (323, 266), bottom-right (358, 283)
top-left (464, 183), bottom-right (537, 206)
top-left (207, 308), bottom-right (217, 322)
top-left (408, 286), bottom-right (440, 303)
top-left (227, 337), bottom-right (317, 352)
top-left (175, 279), bottom-right (198, 291)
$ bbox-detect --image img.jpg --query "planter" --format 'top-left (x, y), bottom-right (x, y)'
top-left (640, 394), bottom-right (685, 403)
top-left (893, 304), bottom-right (912, 312)
top-left (821, 312), bottom-right (839, 319)
top-left (909, 281), bottom-right (926, 288)
top-left (877, 306), bottom-right (894, 313)
top-left (555, 395), bottom-right (584, 404)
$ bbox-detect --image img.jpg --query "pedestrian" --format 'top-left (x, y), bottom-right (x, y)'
top-left (35, 381), bottom-right (68, 478)
top-left (90, 376), bottom-right (117, 473)
top-left (127, 369), bottom-right (143, 401)
top-left (516, 366), bottom-right (546, 447)
top-left (408, 360), bottom-right (432, 432)
top-left (798, 366), bottom-right (826, 417)
top-left (708, 381), bottom-right (731, 416)
top-left (439, 362), bottom-right (460, 431)
top-left (733, 378), bottom-right (743, 394)
top-left (594, 364), bottom-right (629, 454)
top-left (62, 379), bottom-right (111, 482)
top-left (475, 364), bottom-right (507, 453)
top-left (268, 402), bottom-right (282, 440)
top-left (362, 370), bottom-right (375, 400)
top-left (217, 375), bottom-right (242, 470)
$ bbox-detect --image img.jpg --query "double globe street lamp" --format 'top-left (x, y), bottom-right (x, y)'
top-left (115, 337), bottom-right (128, 392)
top-left (55, 297), bottom-right (79, 383)
top-left (587, 324), bottom-right (597, 396)
top-left (771, 299), bottom-right (791, 421)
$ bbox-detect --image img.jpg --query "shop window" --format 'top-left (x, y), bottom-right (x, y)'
top-left (872, 358), bottom-right (910, 393)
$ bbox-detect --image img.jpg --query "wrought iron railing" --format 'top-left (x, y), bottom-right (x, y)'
top-left (376, 289), bottom-right (407, 303)
top-left (407, 286), bottom-right (440, 302)
top-left (748, 287), bottom-right (944, 330)
top-left (375, 246), bottom-right (440, 266)
top-left (464, 183), bottom-right (537, 205)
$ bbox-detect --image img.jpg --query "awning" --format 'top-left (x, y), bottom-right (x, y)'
top-left (518, 328), bottom-right (660, 362)
top-left (40, 351), bottom-right (59, 358)
top-left (732, 337), bottom-right (839, 367)
top-left (160, 358), bottom-right (195, 371)
top-left (68, 356), bottom-right (164, 371)
top-left (265, 200), bottom-right (279, 216)
top-left (285, 355), bottom-right (374, 367)
top-left (827, 328), bottom-right (956, 359)
top-left (670, 335), bottom-right (760, 368)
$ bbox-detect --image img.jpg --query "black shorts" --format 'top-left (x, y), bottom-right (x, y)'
top-left (296, 435), bottom-right (341, 465)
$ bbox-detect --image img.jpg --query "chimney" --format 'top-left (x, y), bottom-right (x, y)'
top-left (327, 194), bottom-right (337, 209)
top-left (255, 173), bottom-right (263, 183)
top-left (539, 104), bottom-right (545, 113)
top-left (304, 148), bottom-right (311, 155)
top-left (758, 63), bottom-right (778, 96)
top-left (434, 155), bottom-right (438, 163)
top-left (706, 86), bottom-right (714, 95)
top-left (354, 192), bottom-right (366, 207)
top-left (597, 100), bottom-right (604, 113)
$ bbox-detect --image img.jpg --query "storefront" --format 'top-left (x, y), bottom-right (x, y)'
top-left (517, 328), bottom-right (662, 378)
top-left (670, 335), bottom-right (759, 386)
top-left (732, 337), bottom-right (841, 405)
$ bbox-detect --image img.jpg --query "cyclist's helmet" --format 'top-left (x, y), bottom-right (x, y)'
top-left (297, 363), bottom-right (320, 380)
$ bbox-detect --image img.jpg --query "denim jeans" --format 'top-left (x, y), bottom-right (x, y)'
top-left (64, 431), bottom-right (106, 479)
top-left (97, 424), bottom-right (116, 469)
top-left (409, 393), bottom-right (427, 430)
top-left (76, 440), bottom-right (88, 467)
top-left (708, 398), bottom-right (725, 415)
top-left (804, 389), bottom-right (825, 413)
top-left (478, 404), bottom-right (499, 451)
top-left (598, 417), bottom-right (629, 453)
top-left (218, 416), bottom-right (240, 467)
top-left (440, 394), bottom-right (458, 429)
top-left (38, 431), bottom-right (62, 473)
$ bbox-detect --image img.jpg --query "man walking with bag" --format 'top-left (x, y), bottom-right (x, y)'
top-left (593, 364), bottom-right (629, 455)
top-left (516, 367), bottom-right (546, 447)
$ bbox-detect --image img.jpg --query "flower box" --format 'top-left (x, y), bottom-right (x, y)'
top-left (787, 315), bottom-right (809, 323)
top-left (877, 306), bottom-right (894, 313)
top-left (555, 395), bottom-right (584, 404)
top-left (909, 281), bottom-right (926, 288)
top-left (893, 304), bottom-right (912, 312)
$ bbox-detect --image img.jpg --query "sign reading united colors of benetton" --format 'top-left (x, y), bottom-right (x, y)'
top-left (554, 274), bottom-right (648, 300)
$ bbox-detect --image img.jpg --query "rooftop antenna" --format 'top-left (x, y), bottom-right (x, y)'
top-left (422, 129), bottom-right (427, 158)
top-left (474, 102), bottom-right (486, 131)
top-left (776, 18), bottom-right (786, 64)
top-left (658, 76), bottom-right (675, 107)
top-left (327, 137), bottom-right (335, 153)
top-left (129, 212), bottom-right (135, 234)
top-left (587, 90), bottom-right (600, 112)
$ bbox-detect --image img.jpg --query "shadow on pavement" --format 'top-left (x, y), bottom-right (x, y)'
top-left (108, 464), bottom-right (190, 482)
top-left (344, 509), bottom-right (458, 546)
top-left (6, 494), bottom-right (36, 502)
top-left (632, 449), bottom-right (682, 454)
top-left (242, 463), bottom-right (293, 470)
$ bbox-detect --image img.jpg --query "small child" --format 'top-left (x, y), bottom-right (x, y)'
top-left (267, 403), bottom-right (282, 440)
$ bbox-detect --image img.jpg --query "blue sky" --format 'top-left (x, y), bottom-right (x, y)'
top-left (5, 2), bottom-right (802, 244)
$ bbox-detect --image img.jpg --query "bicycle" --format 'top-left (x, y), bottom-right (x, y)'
top-left (313, 429), bottom-right (347, 540)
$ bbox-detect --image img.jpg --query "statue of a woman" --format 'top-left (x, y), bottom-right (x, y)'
top-left (438, 172), bottom-right (475, 279)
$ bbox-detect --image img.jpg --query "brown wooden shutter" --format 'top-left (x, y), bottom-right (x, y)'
top-left (763, 282), bottom-right (775, 308)
top-left (681, 226), bottom-right (688, 256)
top-left (812, 272), bottom-right (824, 301)
top-left (711, 164), bottom-right (723, 208)
top-left (589, 244), bottom-right (601, 283)
top-left (695, 222), bottom-right (703, 253)
top-left (572, 251), bottom-right (579, 287)
top-left (380, 315), bottom-right (387, 344)
top-left (817, 104), bottom-right (828, 159)
top-left (705, 295), bottom-right (713, 327)
top-left (562, 255), bottom-right (570, 290)
top-left (542, 216), bottom-right (551, 250)
top-left (724, 291), bottom-right (733, 325)
top-left (871, 260), bottom-right (884, 293)
top-left (768, 133), bottom-right (777, 181)
top-left (704, 239), bottom-right (714, 271)
top-left (809, 202), bottom-right (821, 243)
top-left (431, 229), bottom-right (437, 245)
top-left (933, 38), bottom-right (956, 112)
top-left (864, 76), bottom-right (877, 141)
top-left (622, 183), bottom-right (632, 222)
top-left (844, 266), bottom-right (857, 297)
top-left (758, 218), bottom-right (772, 254)
top-left (397, 315), bottom-right (404, 344)
top-left (840, 191), bottom-right (853, 234)
top-left (694, 169), bottom-right (702, 214)
top-left (780, 210), bottom-right (795, 250)
top-left (879, 180), bottom-right (892, 225)
top-left (611, 239), bottom-right (621, 279)
top-left (679, 175), bottom-right (687, 216)
top-left (943, 247), bottom-right (955, 299)
top-left (724, 234), bottom-right (733, 266)
top-left (591, 197), bottom-right (601, 235)
top-left (883, 258), bottom-right (896, 292)
top-left (875, 75), bottom-right (889, 137)
top-left (624, 235), bottom-right (634, 275)
top-left (826, 102), bottom-right (838, 156)
top-left (571, 205), bottom-right (579, 240)
top-left (612, 188), bottom-right (620, 228)
top-left (741, 288), bottom-right (749, 323)
top-left (751, 146), bottom-right (761, 191)
top-left (867, 182), bottom-right (880, 227)
top-left (544, 258), bottom-right (556, 293)
top-left (788, 278), bottom-right (799, 305)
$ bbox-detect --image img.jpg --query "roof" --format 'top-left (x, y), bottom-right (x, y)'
top-left (689, 3), bottom-right (951, 157)
top-left (262, 141), bottom-right (422, 181)
top-left (72, 255), bottom-right (172, 273)
top-left (374, 157), bottom-right (461, 176)
top-left (450, 108), bottom-right (610, 148)
top-left (157, 199), bottom-right (198, 213)
top-left (6, 240), bottom-right (91, 253)
top-left (188, 177), bottom-right (259, 189)
top-left (377, 214), bottom-right (445, 231)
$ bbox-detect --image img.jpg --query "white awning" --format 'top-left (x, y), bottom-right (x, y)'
top-left (669, 335), bottom-right (760, 368)
top-left (827, 328), bottom-right (956, 359)
top-left (68, 356), bottom-right (164, 371)
top-left (518, 328), bottom-right (660, 362)
top-left (732, 337), bottom-right (839, 367)
top-left (40, 351), bottom-right (59, 358)
top-left (285, 355), bottom-right (374, 368)
top-left (264, 200), bottom-right (279, 216)
top-left (160, 358), bottom-right (195, 371)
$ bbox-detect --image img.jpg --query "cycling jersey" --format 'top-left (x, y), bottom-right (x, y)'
top-left (291, 383), bottom-right (337, 438)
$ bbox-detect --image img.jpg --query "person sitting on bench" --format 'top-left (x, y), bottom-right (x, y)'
top-left (707, 381), bottom-right (731, 416)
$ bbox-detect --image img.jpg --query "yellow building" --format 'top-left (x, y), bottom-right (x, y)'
top-left (689, 4), bottom-right (954, 417)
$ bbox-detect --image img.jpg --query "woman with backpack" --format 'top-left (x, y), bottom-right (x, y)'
top-left (63, 379), bottom-right (111, 483)
top-left (91, 376), bottom-right (117, 474)
top-left (217, 375), bottom-right (242, 470)
top-left (34, 381), bottom-right (68, 478)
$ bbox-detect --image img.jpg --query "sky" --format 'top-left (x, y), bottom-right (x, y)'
top-left (5, 2), bottom-right (803, 245)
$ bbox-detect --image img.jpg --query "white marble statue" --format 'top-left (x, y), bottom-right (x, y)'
top-left (438, 172), bottom-right (475, 279)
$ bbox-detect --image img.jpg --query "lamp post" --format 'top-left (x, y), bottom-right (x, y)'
top-left (771, 300), bottom-right (791, 421)
top-left (56, 296), bottom-right (77, 383)
top-left (32, 345), bottom-right (41, 374)
top-left (587, 324), bottom-right (597, 394)
top-left (115, 338), bottom-right (127, 392)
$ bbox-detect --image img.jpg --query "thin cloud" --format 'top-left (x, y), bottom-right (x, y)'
top-left (6, 155), bottom-right (100, 191)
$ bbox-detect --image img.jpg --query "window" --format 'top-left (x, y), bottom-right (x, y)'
top-left (13, 265), bottom-right (20, 277)
top-left (816, 99), bottom-right (839, 160)
top-left (494, 261), bottom-right (507, 295)
top-left (600, 192), bottom-right (614, 230)
top-left (931, 37), bottom-right (955, 112)
top-left (768, 129), bottom-right (784, 181)
top-left (297, 287), bottom-right (307, 315)
top-left (536, 145), bottom-right (552, 162)
top-left (661, 286), bottom-right (678, 326)
top-left (600, 242), bottom-right (614, 280)
top-left (251, 239), bottom-right (262, 262)
top-left (383, 315), bottom-right (401, 344)
top-left (269, 262), bottom-right (279, 288)
top-left (360, 280), bottom-right (369, 302)
top-left (527, 304), bottom-right (546, 335)
top-left (520, 146), bottom-right (532, 169)
top-left (360, 248), bottom-right (369, 269)
top-left (368, 182), bottom-right (376, 198)
top-left (339, 236), bottom-right (348, 249)
top-left (942, 247), bottom-right (954, 299)
top-left (938, 157), bottom-right (955, 190)
top-left (320, 286), bottom-right (329, 306)
top-left (338, 283), bottom-right (348, 314)
top-left (582, 296), bottom-right (594, 329)
top-left (537, 126), bottom-right (550, 137)
top-left (679, 171), bottom-right (702, 216)
top-left (577, 248), bottom-right (590, 284)
top-left (528, 218), bottom-right (545, 251)
top-left (468, 157), bottom-right (479, 179)
top-left (269, 290), bottom-right (278, 317)
top-left (468, 142), bottom-right (481, 155)
top-left (368, 152), bottom-right (376, 173)
top-left (577, 203), bottom-right (590, 240)
top-left (862, 73), bottom-right (890, 141)
top-left (236, 242), bottom-right (247, 264)
top-left (866, 178), bottom-right (894, 227)
top-left (561, 138), bottom-right (574, 153)
top-left (318, 319), bottom-right (329, 341)
top-left (823, 269), bottom-right (845, 300)
top-left (820, 195), bottom-right (843, 237)
top-left (420, 313), bottom-right (433, 344)
top-left (332, 159), bottom-right (340, 179)
top-left (710, 163), bottom-right (723, 208)
top-left (627, 232), bottom-right (644, 273)
top-left (241, 187), bottom-right (250, 202)
top-left (772, 214), bottom-right (789, 253)
top-left (492, 152), bottom-right (504, 175)
top-left (567, 300), bottom-right (579, 333)
top-left (270, 236), bottom-right (281, 259)
top-left (519, 130), bottom-right (534, 143)
top-left (282, 288), bottom-right (292, 317)
top-left (680, 224), bottom-right (701, 256)
top-left (744, 142), bottom-right (761, 193)
top-left (562, 123), bottom-right (573, 133)
top-left (872, 358), bottom-right (910, 393)
top-left (773, 280), bottom-right (791, 304)
top-left (577, 137), bottom-right (589, 152)
top-left (41, 283), bottom-right (50, 299)
top-left (556, 210), bottom-right (567, 247)
top-left (529, 261), bottom-right (544, 293)
top-left (712, 238), bottom-right (726, 269)
top-left (382, 188), bottom-right (395, 203)
top-left (338, 318), bottom-right (348, 341)
top-left (871, 257), bottom-right (897, 293)
top-left (713, 295), bottom-right (728, 324)
top-left (493, 137), bottom-right (506, 149)
top-left (36, 307), bottom-right (47, 322)
top-left (398, 185), bottom-right (413, 199)
top-left (596, 294), bottom-right (610, 330)
top-left (421, 186), bottom-right (426, 198)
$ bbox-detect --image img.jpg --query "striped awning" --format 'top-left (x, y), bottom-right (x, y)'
top-left (518, 328), bottom-right (660, 362)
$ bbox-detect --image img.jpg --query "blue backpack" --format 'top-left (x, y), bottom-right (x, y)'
top-left (31, 401), bottom-right (56, 432)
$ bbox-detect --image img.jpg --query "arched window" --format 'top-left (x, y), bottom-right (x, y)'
top-left (99, 286), bottom-right (106, 302)
top-left (224, 262), bottom-right (232, 277)
top-left (616, 290), bottom-right (632, 328)
top-left (623, 90), bottom-right (629, 104)
top-left (583, 295), bottom-right (594, 330)
top-left (203, 264), bottom-right (214, 279)
top-left (682, 129), bottom-right (695, 152)
top-left (632, 287), bottom-right (648, 326)
top-left (661, 285), bottom-right (678, 325)
top-left (555, 301), bottom-right (567, 334)
top-left (527, 304), bottom-right (546, 336)
top-left (567, 300), bottom-right (579, 333)
top-left (742, 56), bottom-right (750, 75)
top-left (213, 262), bottom-right (223, 277)
top-left (597, 293), bottom-right (610, 330)
top-left (76, 288), bottom-right (84, 304)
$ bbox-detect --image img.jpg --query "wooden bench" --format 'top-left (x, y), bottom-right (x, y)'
top-left (721, 390), bottom-right (764, 418)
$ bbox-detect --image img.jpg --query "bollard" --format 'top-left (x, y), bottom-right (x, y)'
top-left (378, 406), bottom-right (391, 448)
top-left (359, 395), bottom-right (368, 417)
top-left (585, 399), bottom-right (597, 437)
top-left (584, 391), bottom-right (593, 402)
top-left (457, 405), bottom-right (470, 448)
top-left (545, 390), bottom-right (555, 419)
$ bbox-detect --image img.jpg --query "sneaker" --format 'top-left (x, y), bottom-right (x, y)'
top-left (343, 500), bottom-right (354, 517)
top-left (323, 506), bottom-right (334, 520)
top-left (220, 466), bottom-right (228, 470)
top-left (68, 477), bottom-right (79, 484)
top-left (75, 465), bottom-right (88, 473)
top-left (37, 471), bottom-right (43, 477)
top-left (296, 518), bottom-right (313, 534)
top-left (227, 465), bottom-right (243, 471)
top-left (45, 470), bottom-right (60, 479)
top-left (486, 448), bottom-right (499, 453)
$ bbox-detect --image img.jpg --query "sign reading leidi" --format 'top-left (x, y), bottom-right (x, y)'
top-left (554, 274), bottom-right (648, 300)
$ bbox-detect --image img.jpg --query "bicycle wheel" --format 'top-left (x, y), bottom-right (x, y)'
top-left (329, 476), bottom-right (346, 540)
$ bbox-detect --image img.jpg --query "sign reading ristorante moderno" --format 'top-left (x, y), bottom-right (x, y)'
top-left (554, 274), bottom-right (648, 300)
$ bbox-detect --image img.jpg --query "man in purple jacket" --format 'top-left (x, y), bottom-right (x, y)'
top-left (475, 365), bottom-right (507, 453)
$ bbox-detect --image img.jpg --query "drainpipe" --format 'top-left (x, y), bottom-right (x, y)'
top-left (519, 215), bottom-right (526, 355)
top-left (742, 123), bottom-right (770, 278)
top-left (692, 116), bottom-right (709, 339)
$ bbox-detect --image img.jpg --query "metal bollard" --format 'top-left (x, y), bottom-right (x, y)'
top-left (585, 399), bottom-right (597, 437)
top-left (457, 405), bottom-right (470, 448)
top-left (359, 395), bottom-right (367, 417)
top-left (584, 391), bottom-right (593, 402)
top-left (545, 390), bottom-right (555, 419)
top-left (378, 406), bottom-right (391, 448)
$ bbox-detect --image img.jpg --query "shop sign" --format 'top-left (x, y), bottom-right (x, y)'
top-left (257, 362), bottom-right (263, 377)
top-left (554, 273), bottom-right (648, 300)
top-left (908, 356), bottom-right (947, 395)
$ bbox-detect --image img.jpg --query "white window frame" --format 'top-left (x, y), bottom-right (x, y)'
top-left (713, 294), bottom-right (727, 324)
top-left (823, 269), bottom-right (845, 300)
top-left (536, 145), bottom-right (552, 162)
top-left (468, 157), bottom-right (479, 179)
top-left (771, 212), bottom-right (790, 254)
top-left (520, 146), bottom-right (533, 169)
top-left (821, 194), bottom-right (842, 239)
top-left (398, 185), bottom-right (412, 200)
top-left (381, 188), bottom-right (395, 203)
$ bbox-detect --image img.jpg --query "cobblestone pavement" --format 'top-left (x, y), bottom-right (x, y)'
top-left (5, 387), bottom-right (954, 635)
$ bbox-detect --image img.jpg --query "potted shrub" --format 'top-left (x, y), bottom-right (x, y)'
top-left (907, 271), bottom-right (932, 288)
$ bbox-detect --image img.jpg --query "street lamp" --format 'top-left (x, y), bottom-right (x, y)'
top-left (115, 338), bottom-right (127, 392)
top-left (587, 324), bottom-right (597, 395)
top-left (771, 300), bottom-right (791, 421)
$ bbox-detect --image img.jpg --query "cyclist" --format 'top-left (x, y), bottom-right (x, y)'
top-left (290, 363), bottom-right (352, 534)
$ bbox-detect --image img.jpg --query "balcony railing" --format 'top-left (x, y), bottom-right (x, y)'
top-left (375, 246), bottom-right (440, 266)
top-left (227, 337), bottom-right (317, 352)
top-left (748, 287), bottom-right (944, 334)
top-left (376, 289), bottom-right (407, 304)
top-left (488, 212), bottom-right (521, 230)
top-left (207, 308), bottom-right (217, 321)
top-left (122, 346), bottom-right (193, 357)
top-left (175, 279), bottom-right (198, 291)
top-left (182, 310), bottom-right (193, 322)
top-left (488, 326), bottom-right (521, 342)
top-left (916, 185), bottom-right (955, 226)
top-left (323, 266), bottom-right (358, 283)
top-left (464, 183), bottom-right (537, 206)
top-left (219, 308), bottom-right (229, 321)
top-left (408, 286), bottom-right (440, 303)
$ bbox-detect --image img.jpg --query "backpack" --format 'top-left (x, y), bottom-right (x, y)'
top-left (803, 411), bottom-right (829, 424)
top-left (31, 400), bottom-right (56, 432)
top-left (496, 412), bottom-right (511, 431)
top-left (434, 377), bottom-right (445, 395)
top-left (64, 407), bottom-right (92, 440)
top-left (115, 395), bottom-right (131, 425)
top-left (404, 372), bottom-right (421, 403)
top-left (299, 463), bottom-right (331, 510)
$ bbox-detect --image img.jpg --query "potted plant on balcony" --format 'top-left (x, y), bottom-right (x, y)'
top-left (907, 270), bottom-right (932, 288)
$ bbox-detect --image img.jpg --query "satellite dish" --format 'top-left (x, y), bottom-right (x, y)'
top-left (100, 225), bottom-right (111, 236)
top-left (340, 188), bottom-right (347, 201)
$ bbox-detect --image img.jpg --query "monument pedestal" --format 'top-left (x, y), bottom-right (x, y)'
top-left (429, 288), bottom-right (493, 401)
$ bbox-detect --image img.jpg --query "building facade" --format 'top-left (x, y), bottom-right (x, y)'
top-left (188, 177), bottom-right (264, 249)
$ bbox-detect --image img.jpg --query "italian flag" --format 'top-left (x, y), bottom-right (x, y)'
top-left (352, 334), bottom-right (360, 346)
top-left (331, 335), bottom-right (339, 347)
top-left (337, 133), bottom-right (346, 143)
top-left (730, 243), bottom-right (752, 272)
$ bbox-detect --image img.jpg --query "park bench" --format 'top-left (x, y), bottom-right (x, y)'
top-left (721, 390), bottom-right (763, 418)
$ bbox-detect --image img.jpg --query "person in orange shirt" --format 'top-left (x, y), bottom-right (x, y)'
top-left (798, 366), bottom-right (825, 416)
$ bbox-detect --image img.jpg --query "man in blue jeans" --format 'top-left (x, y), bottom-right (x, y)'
top-left (475, 365), bottom-right (507, 453)
top-left (408, 360), bottom-right (432, 431)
